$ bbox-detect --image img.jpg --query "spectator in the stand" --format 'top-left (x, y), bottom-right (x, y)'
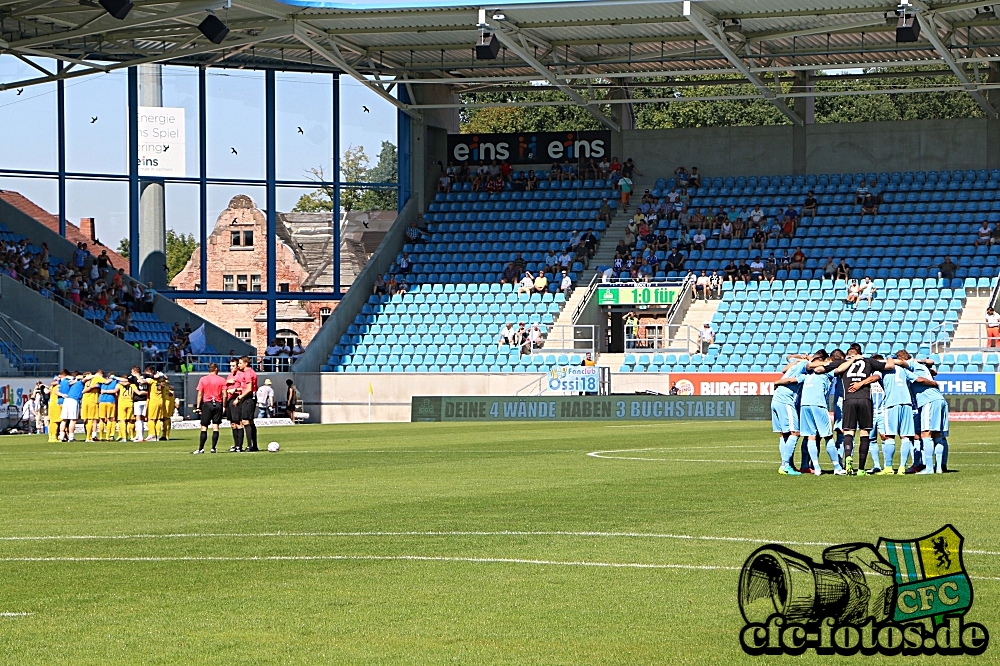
top-left (386, 275), bottom-right (399, 295)
top-left (709, 270), bottom-right (723, 299)
top-left (560, 159), bottom-right (575, 181)
top-left (544, 250), bottom-right (559, 277)
top-left (581, 229), bottom-right (599, 258)
top-left (749, 256), bottom-right (765, 282)
top-left (584, 158), bottom-right (599, 180)
top-left (405, 221), bottom-right (427, 243)
top-left (835, 258), bottom-right (851, 282)
top-left (558, 248), bottom-right (574, 272)
top-left (764, 253), bottom-right (778, 283)
top-left (719, 219), bottom-right (733, 240)
top-left (939, 256), bottom-right (958, 280)
top-left (517, 272), bottom-right (535, 295)
top-left (500, 263), bottom-right (518, 285)
top-left (975, 221), bottom-right (994, 246)
top-left (783, 204), bottom-right (799, 230)
top-left (486, 173), bottom-right (504, 194)
top-left (597, 198), bottom-right (612, 225)
top-left (548, 161), bottom-right (561, 182)
top-left (861, 193), bottom-right (878, 217)
top-left (674, 166), bottom-right (689, 186)
top-left (780, 216), bottom-right (795, 239)
top-left (73, 242), bottom-right (89, 270)
top-left (723, 259), bottom-right (738, 283)
top-left (846, 279), bottom-right (860, 305)
top-left (689, 167), bottom-right (702, 188)
top-left (500, 159), bottom-right (512, 180)
top-left (802, 191), bottom-right (818, 219)
top-left (695, 270), bottom-right (711, 301)
top-left (749, 227), bottom-right (766, 252)
top-left (560, 270), bottom-right (572, 296)
top-left (822, 257), bottom-right (837, 281)
top-left (692, 229), bottom-right (707, 252)
top-left (143, 340), bottom-right (161, 363)
top-left (767, 218), bottom-right (781, 239)
top-left (598, 157), bottom-right (611, 179)
top-left (665, 248), bottom-right (685, 272)
top-left (737, 259), bottom-right (751, 283)
top-left (264, 339), bottom-right (281, 372)
top-left (532, 271), bottom-right (548, 294)
top-left (499, 322), bottom-right (517, 349)
top-left (790, 247), bottom-right (806, 271)
top-left (855, 180), bottom-right (869, 204)
top-left (437, 172), bottom-right (451, 193)
top-left (676, 228), bottom-right (691, 252)
top-left (859, 276), bottom-right (876, 305)
top-left (525, 170), bottom-right (538, 191)
top-left (510, 171), bottom-right (526, 191)
top-left (373, 274), bottom-right (387, 296)
top-left (512, 252), bottom-right (527, 275)
top-left (397, 253), bottom-right (412, 274)
top-left (621, 157), bottom-right (641, 180)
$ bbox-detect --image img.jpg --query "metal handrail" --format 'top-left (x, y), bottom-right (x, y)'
top-left (666, 273), bottom-right (697, 329)
top-left (990, 271), bottom-right (1000, 309)
top-left (571, 272), bottom-right (601, 323)
top-left (624, 323), bottom-right (701, 353)
top-left (929, 322), bottom-right (999, 352)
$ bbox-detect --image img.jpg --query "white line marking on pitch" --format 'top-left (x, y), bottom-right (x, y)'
top-left (0, 554), bottom-right (738, 571)
top-left (0, 530), bottom-right (837, 547)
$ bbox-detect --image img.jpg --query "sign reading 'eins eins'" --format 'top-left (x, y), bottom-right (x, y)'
top-left (446, 131), bottom-right (611, 166)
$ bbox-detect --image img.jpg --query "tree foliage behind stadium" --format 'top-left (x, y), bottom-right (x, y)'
top-left (460, 69), bottom-right (985, 132)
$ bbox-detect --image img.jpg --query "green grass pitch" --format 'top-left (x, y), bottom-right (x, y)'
top-left (0, 420), bottom-right (998, 664)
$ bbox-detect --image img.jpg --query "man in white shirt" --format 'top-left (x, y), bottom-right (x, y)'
top-left (695, 270), bottom-right (711, 301)
top-left (277, 341), bottom-right (292, 371)
top-left (750, 205), bottom-right (765, 225)
top-left (749, 257), bottom-right (765, 281)
top-left (255, 378), bottom-right (275, 418)
top-left (559, 270), bottom-right (573, 295)
top-left (602, 266), bottom-right (615, 282)
top-left (858, 277), bottom-right (876, 305)
top-left (692, 230), bottom-right (707, 251)
top-left (517, 272), bottom-right (535, 295)
top-left (292, 339), bottom-right (305, 361)
top-left (499, 323), bottom-right (517, 349)
top-left (987, 307), bottom-right (1000, 348)
top-left (264, 340), bottom-right (282, 372)
top-left (699, 322), bottom-right (715, 354)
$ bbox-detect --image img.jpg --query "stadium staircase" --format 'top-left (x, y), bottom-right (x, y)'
top-left (323, 176), bottom-right (621, 373)
top-left (616, 168), bottom-right (1000, 373)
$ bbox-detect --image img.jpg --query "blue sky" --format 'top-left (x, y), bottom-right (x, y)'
top-left (0, 56), bottom-right (398, 246)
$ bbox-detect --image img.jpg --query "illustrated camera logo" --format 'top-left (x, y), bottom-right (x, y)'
top-left (738, 525), bottom-right (988, 656)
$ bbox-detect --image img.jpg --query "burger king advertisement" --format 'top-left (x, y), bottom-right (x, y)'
top-left (668, 373), bottom-right (782, 396)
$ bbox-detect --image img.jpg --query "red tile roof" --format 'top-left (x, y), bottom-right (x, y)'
top-left (0, 190), bottom-right (128, 270)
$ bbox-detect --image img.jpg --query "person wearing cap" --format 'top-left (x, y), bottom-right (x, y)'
top-left (559, 270), bottom-right (573, 296)
top-left (699, 321), bottom-right (715, 354)
top-left (597, 198), bottom-right (612, 225)
top-left (256, 378), bottom-right (275, 419)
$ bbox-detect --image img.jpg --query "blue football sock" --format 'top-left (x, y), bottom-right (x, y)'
top-left (836, 431), bottom-right (844, 449)
top-left (934, 439), bottom-right (945, 473)
top-left (882, 439), bottom-right (895, 471)
top-left (940, 436), bottom-right (950, 468)
top-left (898, 438), bottom-right (911, 470)
top-left (825, 438), bottom-right (842, 470)
top-left (778, 435), bottom-right (791, 466)
top-left (922, 437), bottom-right (935, 469)
top-left (869, 438), bottom-right (882, 470)
top-left (807, 440), bottom-right (820, 470)
top-left (784, 434), bottom-right (798, 466)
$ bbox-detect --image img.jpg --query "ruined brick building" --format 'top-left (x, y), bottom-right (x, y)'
top-left (170, 194), bottom-right (394, 351)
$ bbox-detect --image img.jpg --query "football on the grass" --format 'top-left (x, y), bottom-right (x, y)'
top-left (267, 441), bottom-right (280, 452)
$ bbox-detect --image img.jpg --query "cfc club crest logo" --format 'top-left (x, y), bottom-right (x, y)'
top-left (738, 525), bottom-right (988, 656)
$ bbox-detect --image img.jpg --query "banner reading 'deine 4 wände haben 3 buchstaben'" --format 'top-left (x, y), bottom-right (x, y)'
top-left (138, 107), bottom-right (185, 178)
top-left (411, 395), bottom-right (769, 422)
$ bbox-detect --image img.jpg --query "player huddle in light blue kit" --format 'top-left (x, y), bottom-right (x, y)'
top-left (770, 344), bottom-right (950, 477)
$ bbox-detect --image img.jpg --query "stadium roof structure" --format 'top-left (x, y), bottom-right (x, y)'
top-left (4, 0), bottom-right (1000, 128)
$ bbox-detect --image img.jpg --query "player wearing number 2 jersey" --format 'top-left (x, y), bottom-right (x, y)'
top-left (825, 344), bottom-right (894, 476)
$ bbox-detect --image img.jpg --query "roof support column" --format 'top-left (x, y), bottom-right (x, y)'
top-left (914, 6), bottom-right (997, 118)
top-left (684, 4), bottom-right (803, 126)
top-left (485, 23), bottom-right (620, 132)
top-left (792, 70), bottom-right (813, 175)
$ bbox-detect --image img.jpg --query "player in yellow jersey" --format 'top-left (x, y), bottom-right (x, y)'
top-left (81, 371), bottom-right (104, 441)
top-left (162, 380), bottom-right (176, 440)
top-left (116, 377), bottom-right (135, 441)
top-left (146, 372), bottom-right (165, 441)
top-left (47, 374), bottom-right (62, 442)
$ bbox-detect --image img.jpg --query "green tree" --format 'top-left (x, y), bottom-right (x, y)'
top-left (165, 230), bottom-right (198, 281)
top-left (116, 230), bottom-right (197, 281)
top-left (359, 141), bottom-right (398, 211)
top-left (293, 143), bottom-right (399, 213)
